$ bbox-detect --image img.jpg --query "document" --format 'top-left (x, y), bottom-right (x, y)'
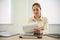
top-left (23, 23), bottom-right (38, 33)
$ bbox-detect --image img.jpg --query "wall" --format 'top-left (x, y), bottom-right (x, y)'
top-left (48, 24), bottom-right (60, 34)
top-left (27, 0), bottom-right (60, 24)
top-left (0, 0), bottom-right (12, 24)
top-left (0, 0), bottom-right (60, 34)
top-left (0, 0), bottom-right (27, 34)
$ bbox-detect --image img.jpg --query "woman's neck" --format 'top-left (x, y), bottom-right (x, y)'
top-left (34, 15), bottom-right (41, 21)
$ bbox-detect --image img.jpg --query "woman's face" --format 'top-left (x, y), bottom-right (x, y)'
top-left (32, 5), bottom-right (41, 16)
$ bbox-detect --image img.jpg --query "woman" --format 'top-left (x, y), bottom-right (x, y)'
top-left (28, 3), bottom-right (49, 37)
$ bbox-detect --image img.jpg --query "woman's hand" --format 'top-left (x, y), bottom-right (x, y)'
top-left (34, 27), bottom-right (43, 34)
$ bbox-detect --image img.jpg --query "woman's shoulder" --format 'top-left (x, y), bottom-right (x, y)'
top-left (42, 16), bottom-right (48, 21)
top-left (28, 17), bottom-right (34, 23)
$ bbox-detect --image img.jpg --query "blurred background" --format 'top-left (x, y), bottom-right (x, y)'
top-left (0, 0), bottom-right (60, 34)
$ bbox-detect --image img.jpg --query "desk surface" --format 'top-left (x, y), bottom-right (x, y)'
top-left (20, 36), bottom-right (60, 40)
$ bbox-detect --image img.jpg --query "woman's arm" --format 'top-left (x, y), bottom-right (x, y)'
top-left (42, 18), bottom-right (49, 34)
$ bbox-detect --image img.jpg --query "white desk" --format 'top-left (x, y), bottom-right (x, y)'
top-left (20, 36), bottom-right (60, 40)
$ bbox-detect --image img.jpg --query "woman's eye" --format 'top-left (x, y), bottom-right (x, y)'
top-left (36, 9), bottom-right (39, 11)
top-left (33, 9), bottom-right (35, 11)
top-left (33, 9), bottom-right (38, 11)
